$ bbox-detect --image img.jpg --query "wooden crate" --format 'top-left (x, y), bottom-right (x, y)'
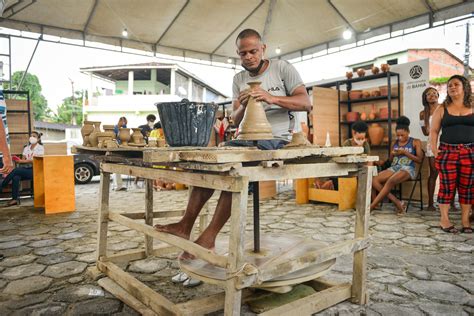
top-left (43, 142), bottom-right (68, 155)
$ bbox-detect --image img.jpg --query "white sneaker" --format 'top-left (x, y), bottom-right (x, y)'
top-left (171, 272), bottom-right (189, 283)
top-left (183, 277), bottom-right (202, 287)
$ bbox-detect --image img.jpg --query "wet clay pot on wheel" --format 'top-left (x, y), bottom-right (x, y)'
top-left (368, 123), bottom-right (384, 146)
top-left (119, 128), bottom-right (131, 146)
top-left (81, 121), bottom-right (95, 146)
top-left (237, 81), bottom-right (273, 140)
top-left (131, 128), bottom-right (144, 144)
top-left (88, 121), bottom-right (102, 147)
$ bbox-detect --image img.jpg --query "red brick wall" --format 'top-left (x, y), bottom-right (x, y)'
top-left (407, 49), bottom-right (466, 79)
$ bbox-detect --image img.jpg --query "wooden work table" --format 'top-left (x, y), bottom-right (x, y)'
top-left (74, 145), bottom-right (376, 315)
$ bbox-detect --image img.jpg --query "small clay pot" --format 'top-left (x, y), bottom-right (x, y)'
top-left (369, 105), bottom-right (377, 120)
top-left (371, 66), bottom-right (380, 75)
top-left (368, 123), bottom-right (384, 146)
top-left (157, 139), bottom-right (166, 147)
top-left (379, 86), bottom-right (388, 96)
top-left (356, 68), bottom-right (366, 77)
top-left (381, 64), bottom-right (390, 73)
top-left (148, 139), bottom-right (157, 147)
top-left (360, 112), bottom-right (367, 121)
top-left (131, 128), bottom-right (144, 144)
top-left (118, 128), bottom-right (131, 146)
top-left (370, 90), bottom-right (381, 97)
top-left (81, 121), bottom-right (95, 146)
top-left (346, 112), bottom-right (359, 122)
top-left (362, 91), bottom-right (370, 98)
top-left (349, 90), bottom-right (362, 100)
top-left (346, 71), bottom-right (353, 79)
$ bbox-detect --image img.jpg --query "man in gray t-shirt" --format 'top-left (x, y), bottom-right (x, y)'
top-left (231, 29), bottom-right (311, 140)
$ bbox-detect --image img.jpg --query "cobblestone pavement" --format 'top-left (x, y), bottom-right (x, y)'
top-left (0, 181), bottom-right (472, 315)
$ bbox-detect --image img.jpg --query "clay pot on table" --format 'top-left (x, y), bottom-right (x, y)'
top-left (371, 66), bottom-right (380, 75)
top-left (102, 125), bottom-right (116, 138)
top-left (349, 90), bottom-right (362, 100)
top-left (88, 121), bottom-right (102, 147)
top-left (131, 128), bottom-right (144, 144)
top-left (362, 91), bottom-right (370, 98)
top-left (118, 128), bottom-right (131, 146)
top-left (360, 112), bottom-right (367, 121)
top-left (369, 105), bottom-right (377, 120)
top-left (368, 123), bottom-right (384, 146)
top-left (148, 139), bottom-right (157, 147)
top-left (370, 90), bottom-right (381, 97)
top-left (81, 121), bottom-right (95, 146)
top-left (157, 139), bottom-right (166, 147)
top-left (381, 63), bottom-right (390, 73)
top-left (346, 71), bottom-right (353, 79)
top-left (356, 68), bottom-right (366, 77)
top-left (346, 112), bottom-right (359, 122)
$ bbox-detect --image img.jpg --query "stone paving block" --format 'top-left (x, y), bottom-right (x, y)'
top-left (403, 280), bottom-right (471, 304)
top-left (56, 232), bottom-right (85, 240)
top-left (11, 302), bottom-right (67, 316)
top-left (36, 253), bottom-right (77, 265)
top-left (0, 254), bottom-right (36, 267)
top-left (128, 258), bottom-right (169, 274)
top-left (2, 263), bottom-right (46, 280)
top-left (2, 293), bottom-right (51, 309)
top-left (42, 261), bottom-right (87, 279)
top-left (29, 239), bottom-right (62, 248)
top-left (33, 246), bottom-right (64, 256)
top-left (52, 284), bottom-right (106, 302)
top-left (3, 276), bottom-right (52, 295)
top-left (0, 240), bottom-right (28, 249)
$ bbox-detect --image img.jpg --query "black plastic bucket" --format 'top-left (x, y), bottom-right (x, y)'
top-left (155, 99), bottom-right (218, 147)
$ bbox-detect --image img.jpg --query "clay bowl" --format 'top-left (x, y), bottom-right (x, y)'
top-left (381, 63), bottom-right (390, 73)
top-left (346, 112), bottom-right (360, 122)
top-left (349, 90), bottom-right (363, 100)
top-left (379, 108), bottom-right (398, 119)
top-left (362, 91), bottom-right (370, 99)
top-left (346, 71), bottom-right (353, 79)
top-left (371, 66), bottom-right (380, 75)
top-left (356, 68), bottom-right (366, 77)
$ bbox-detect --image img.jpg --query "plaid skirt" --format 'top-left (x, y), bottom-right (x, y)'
top-left (435, 142), bottom-right (474, 205)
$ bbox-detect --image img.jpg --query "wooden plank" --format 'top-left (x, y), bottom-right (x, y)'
top-left (176, 290), bottom-right (254, 316)
top-left (351, 166), bottom-right (374, 304)
top-left (259, 283), bottom-right (352, 316)
top-left (145, 179), bottom-right (154, 256)
top-left (108, 212), bottom-right (228, 268)
top-left (236, 238), bottom-right (369, 289)
top-left (332, 155), bottom-right (379, 163)
top-left (312, 87), bottom-right (340, 147)
top-left (156, 161), bottom-right (243, 172)
top-left (230, 163), bottom-right (358, 182)
top-left (97, 172), bottom-right (111, 260)
top-left (33, 157), bottom-right (45, 208)
top-left (101, 163), bottom-right (242, 192)
top-left (104, 244), bottom-right (178, 263)
top-left (97, 261), bottom-right (178, 315)
top-left (120, 210), bottom-right (185, 220)
top-left (98, 277), bottom-right (158, 316)
top-left (224, 178), bottom-right (249, 316)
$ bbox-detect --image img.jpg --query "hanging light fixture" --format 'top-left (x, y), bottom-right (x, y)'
top-left (227, 58), bottom-right (233, 64)
top-left (122, 28), bottom-right (128, 37)
top-left (343, 28), bottom-right (352, 40)
top-left (275, 47), bottom-right (281, 55)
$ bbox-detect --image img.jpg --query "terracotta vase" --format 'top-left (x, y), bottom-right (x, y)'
top-left (346, 71), bottom-right (353, 79)
top-left (368, 123), bottom-right (384, 146)
top-left (362, 91), bottom-right (370, 98)
top-left (357, 68), bottom-right (366, 77)
top-left (346, 111), bottom-right (359, 122)
top-left (119, 128), bottom-right (131, 146)
top-left (103, 125), bottom-right (116, 139)
top-left (370, 90), bottom-right (381, 97)
top-left (81, 121), bottom-right (95, 146)
top-left (88, 121), bottom-right (102, 147)
top-left (369, 105), bottom-right (376, 120)
top-left (131, 128), bottom-right (144, 144)
top-left (360, 112), bottom-right (367, 121)
top-left (237, 81), bottom-right (273, 140)
top-left (371, 66), bottom-right (380, 75)
top-left (381, 63), bottom-right (390, 73)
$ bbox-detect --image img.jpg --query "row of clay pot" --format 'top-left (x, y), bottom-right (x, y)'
top-left (118, 128), bottom-right (145, 146)
top-left (345, 64), bottom-right (390, 79)
top-left (81, 121), bottom-right (145, 148)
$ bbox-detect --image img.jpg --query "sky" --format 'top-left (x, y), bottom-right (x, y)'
top-left (0, 17), bottom-right (472, 114)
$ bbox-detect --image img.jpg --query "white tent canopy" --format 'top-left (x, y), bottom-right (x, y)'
top-left (1, 0), bottom-right (473, 64)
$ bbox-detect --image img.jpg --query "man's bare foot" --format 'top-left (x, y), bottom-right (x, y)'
top-left (178, 236), bottom-right (216, 261)
top-left (154, 223), bottom-right (190, 240)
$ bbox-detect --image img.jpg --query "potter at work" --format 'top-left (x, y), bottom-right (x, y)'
top-left (154, 28), bottom-right (311, 259)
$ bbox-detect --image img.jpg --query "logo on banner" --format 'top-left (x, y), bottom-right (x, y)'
top-left (409, 65), bottom-right (423, 79)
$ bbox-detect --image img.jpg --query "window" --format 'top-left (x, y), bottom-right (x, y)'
top-left (387, 58), bottom-right (398, 65)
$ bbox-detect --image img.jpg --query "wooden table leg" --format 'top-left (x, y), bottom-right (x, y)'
top-left (224, 177), bottom-right (249, 316)
top-left (97, 171), bottom-right (111, 261)
top-left (145, 179), bottom-right (154, 256)
top-left (351, 165), bottom-right (373, 304)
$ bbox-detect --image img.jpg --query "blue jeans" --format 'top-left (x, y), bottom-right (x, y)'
top-left (1, 167), bottom-right (33, 200)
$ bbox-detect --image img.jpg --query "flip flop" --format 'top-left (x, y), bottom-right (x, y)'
top-left (183, 277), bottom-right (202, 288)
top-left (439, 225), bottom-right (458, 234)
top-left (460, 227), bottom-right (473, 234)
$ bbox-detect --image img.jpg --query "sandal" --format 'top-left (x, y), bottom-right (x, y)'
top-left (460, 227), bottom-right (473, 234)
top-left (439, 225), bottom-right (458, 234)
top-left (396, 201), bottom-right (407, 216)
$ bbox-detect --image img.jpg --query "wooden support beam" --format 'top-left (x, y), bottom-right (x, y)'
top-left (351, 166), bottom-right (374, 304)
top-left (103, 245), bottom-right (178, 263)
top-left (101, 163), bottom-right (243, 192)
top-left (97, 172), bottom-right (111, 261)
top-left (120, 210), bottom-right (185, 220)
top-left (145, 179), bottom-right (154, 256)
top-left (176, 290), bottom-right (254, 316)
top-left (108, 212), bottom-right (227, 268)
top-left (97, 261), bottom-right (178, 315)
top-left (98, 277), bottom-right (158, 316)
top-left (230, 163), bottom-right (357, 182)
top-left (258, 283), bottom-right (352, 316)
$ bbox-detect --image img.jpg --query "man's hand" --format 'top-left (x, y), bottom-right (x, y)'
top-left (238, 89), bottom-right (251, 107)
top-left (249, 87), bottom-right (275, 104)
top-left (0, 155), bottom-right (13, 174)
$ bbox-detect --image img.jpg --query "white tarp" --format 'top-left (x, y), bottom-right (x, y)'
top-left (1, 0), bottom-right (472, 63)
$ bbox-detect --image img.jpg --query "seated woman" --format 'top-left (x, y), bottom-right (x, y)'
top-left (1, 131), bottom-right (44, 206)
top-left (371, 116), bottom-right (423, 214)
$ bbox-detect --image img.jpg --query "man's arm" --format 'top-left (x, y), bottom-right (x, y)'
top-left (0, 118), bottom-right (13, 174)
top-left (250, 85), bottom-right (311, 112)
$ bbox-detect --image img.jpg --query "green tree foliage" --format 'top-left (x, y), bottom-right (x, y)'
top-left (10, 71), bottom-right (52, 121)
top-left (53, 91), bottom-right (83, 126)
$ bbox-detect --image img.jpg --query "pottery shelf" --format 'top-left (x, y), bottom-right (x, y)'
top-left (340, 118), bottom-right (397, 125)
top-left (340, 95), bottom-right (399, 104)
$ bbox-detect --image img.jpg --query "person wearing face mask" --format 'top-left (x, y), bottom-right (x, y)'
top-left (138, 114), bottom-right (156, 143)
top-left (0, 131), bottom-right (44, 207)
top-left (370, 116), bottom-right (424, 215)
top-left (113, 116), bottom-right (128, 191)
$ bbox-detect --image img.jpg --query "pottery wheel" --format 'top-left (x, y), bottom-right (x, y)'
top-left (179, 234), bottom-right (336, 289)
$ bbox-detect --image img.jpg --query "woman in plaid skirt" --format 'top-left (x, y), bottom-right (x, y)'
top-left (430, 75), bottom-right (474, 234)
